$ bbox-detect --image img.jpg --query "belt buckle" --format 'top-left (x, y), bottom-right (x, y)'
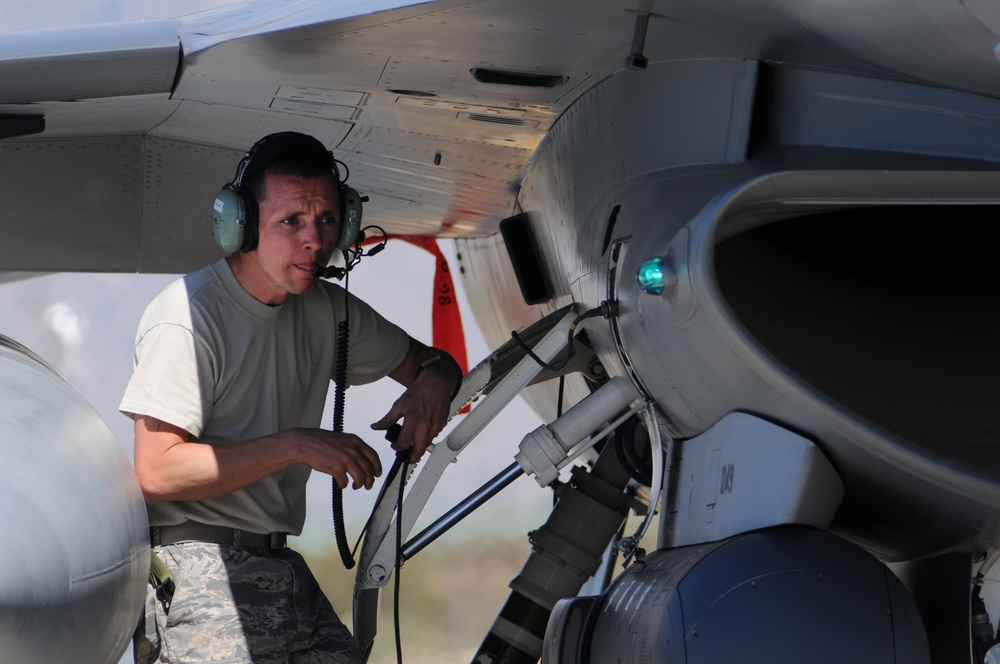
top-left (266, 532), bottom-right (286, 552)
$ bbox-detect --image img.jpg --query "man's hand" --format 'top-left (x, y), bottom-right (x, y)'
top-left (371, 375), bottom-right (451, 463)
top-left (372, 340), bottom-right (461, 463)
top-left (282, 428), bottom-right (383, 490)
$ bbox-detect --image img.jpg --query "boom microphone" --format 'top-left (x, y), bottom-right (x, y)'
top-left (313, 265), bottom-right (346, 280)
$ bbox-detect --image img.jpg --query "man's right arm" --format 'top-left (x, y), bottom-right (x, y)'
top-left (133, 415), bottom-right (383, 504)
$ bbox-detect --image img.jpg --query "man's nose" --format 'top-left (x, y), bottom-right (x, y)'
top-left (301, 220), bottom-right (323, 247)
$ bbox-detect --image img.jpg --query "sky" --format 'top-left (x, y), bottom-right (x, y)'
top-left (0, 0), bottom-right (237, 30)
top-left (0, 2), bottom-right (556, 660)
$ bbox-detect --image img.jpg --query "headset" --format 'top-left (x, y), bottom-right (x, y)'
top-left (212, 132), bottom-right (364, 254)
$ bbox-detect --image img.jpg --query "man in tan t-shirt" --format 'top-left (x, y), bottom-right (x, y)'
top-left (121, 132), bottom-right (462, 663)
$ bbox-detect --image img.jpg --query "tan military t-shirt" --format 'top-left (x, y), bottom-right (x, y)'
top-left (120, 259), bottom-right (409, 535)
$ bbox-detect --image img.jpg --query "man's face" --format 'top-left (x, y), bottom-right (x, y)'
top-left (235, 170), bottom-right (341, 305)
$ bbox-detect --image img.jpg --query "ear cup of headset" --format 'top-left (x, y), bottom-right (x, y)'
top-left (212, 185), bottom-right (245, 254)
top-left (212, 183), bottom-right (260, 253)
top-left (336, 185), bottom-right (364, 251)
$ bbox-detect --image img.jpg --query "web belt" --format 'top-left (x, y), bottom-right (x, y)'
top-left (151, 522), bottom-right (288, 551)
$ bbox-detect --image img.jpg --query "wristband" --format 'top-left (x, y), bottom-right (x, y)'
top-left (415, 353), bottom-right (463, 401)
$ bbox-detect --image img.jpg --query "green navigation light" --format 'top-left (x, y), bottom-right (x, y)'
top-left (637, 257), bottom-right (665, 295)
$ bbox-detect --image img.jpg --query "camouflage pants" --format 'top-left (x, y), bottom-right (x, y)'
top-left (134, 542), bottom-right (362, 663)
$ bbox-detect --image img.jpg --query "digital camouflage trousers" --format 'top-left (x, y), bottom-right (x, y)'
top-left (134, 541), bottom-right (362, 663)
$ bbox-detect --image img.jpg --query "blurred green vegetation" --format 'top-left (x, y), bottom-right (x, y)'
top-left (303, 534), bottom-right (535, 663)
top-left (300, 505), bottom-right (660, 664)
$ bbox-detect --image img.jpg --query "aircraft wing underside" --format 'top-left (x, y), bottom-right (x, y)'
top-left (3, 0), bottom-right (1000, 275)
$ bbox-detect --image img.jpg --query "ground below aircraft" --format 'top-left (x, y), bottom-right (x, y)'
top-left (2, 0), bottom-right (1000, 661)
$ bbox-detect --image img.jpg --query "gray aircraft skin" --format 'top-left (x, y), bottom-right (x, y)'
top-left (2, 0), bottom-right (1000, 662)
top-left (0, 336), bottom-right (148, 662)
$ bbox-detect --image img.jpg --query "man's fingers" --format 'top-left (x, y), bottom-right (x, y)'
top-left (371, 401), bottom-right (403, 431)
top-left (386, 412), bottom-right (445, 463)
top-left (349, 440), bottom-right (383, 489)
top-left (339, 456), bottom-right (373, 491)
top-left (369, 382), bottom-right (452, 465)
top-left (322, 433), bottom-right (383, 490)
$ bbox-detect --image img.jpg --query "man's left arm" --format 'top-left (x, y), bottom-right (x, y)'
top-left (371, 337), bottom-right (462, 462)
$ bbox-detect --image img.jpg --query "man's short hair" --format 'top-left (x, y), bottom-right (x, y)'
top-left (245, 151), bottom-right (340, 203)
